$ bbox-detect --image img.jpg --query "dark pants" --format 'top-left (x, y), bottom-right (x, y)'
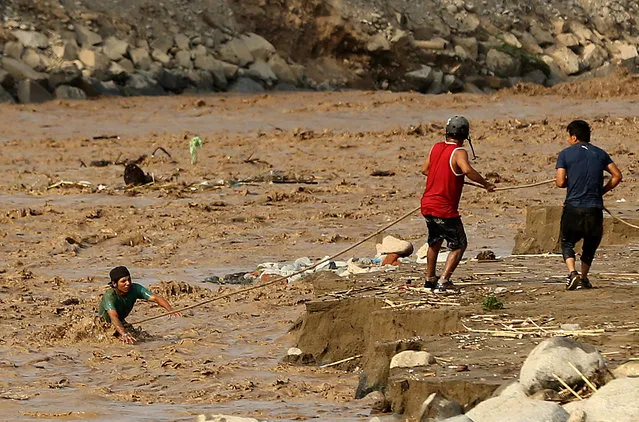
top-left (560, 205), bottom-right (603, 266)
top-left (424, 215), bottom-right (468, 250)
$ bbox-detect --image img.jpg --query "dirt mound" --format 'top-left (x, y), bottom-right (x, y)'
top-left (513, 206), bottom-right (639, 255)
top-left (509, 70), bottom-right (639, 99)
top-left (150, 280), bottom-right (212, 299)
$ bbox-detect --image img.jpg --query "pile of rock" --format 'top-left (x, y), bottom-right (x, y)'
top-left (359, 336), bottom-right (639, 421)
top-left (0, 22), bottom-right (306, 103)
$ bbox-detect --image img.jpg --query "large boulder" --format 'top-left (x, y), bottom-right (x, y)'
top-left (75, 25), bottom-right (102, 47)
top-left (48, 63), bottom-right (82, 88)
top-left (530, 24), bottom-right (555, 47)
top-left (218, 38), bottom-right (254, 67)
top-left (55, 85), bottom-right (87, 100)
top-left (103, 37), bottom-right (129, 61)
top-left (486, 49), bottom-right (521, 77)
top-left (21, 48), bottom-right (47, 71)
top-left (246, 59), bottom-right (277, 86)
top-left (17, 79), bottom-right (53, 103)
top-left (78, 49), bottom-right (111, 73)
top-left (404, 65), bottom-right (434, 92)
top-left (175, 50), bottom-right (193, 68)
top-left (121, 73), bottom-right (165, 96)
top-left (1, 57), bottom-right (48, 82)
top-left (12, 30), bottom-right (49, 49)
top-left (52, 40), bottom-right (79, 61)
top-left (517, 31), bottom-right (543, 54)
top-left (129, 48), bottom-right (152, 70)
top-left (581, 377), bottom-right (639, 421)
top-left (228, 77), bottom-right (265, 93)
top-left (417, 393), bottom-right (463, 421)
top-left (519, 337), bottom-right (606, 395)
top-left (241, 33), bottom-right (276, 61)
top-left (612, 361), bottom-right (639, 378)
top-left (581, 44), bottom-right (608, 70)
top-left (4, 41), bottom-right (25, 59)
top-left (268, 55), bottom-right (298, 85)
top-left (466, 395), bottom-right (569, 422)
top-left (157, 68), bottom-right (191, 93)
top-left (549, 47), bottom-right (581, 75)
top-left (389, 351), bottom-right (435, 369)
top-left (611, 41), bottom-right (638, 61)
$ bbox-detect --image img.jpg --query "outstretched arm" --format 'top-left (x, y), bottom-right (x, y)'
top-left (454, 149), bottom-right (495, 191)
top-left (421, 155), bottom-right (430, 176)
top-left (148, 295), bottom-right (181, 318)
top-left (107, 309), bottom-right (136, 344)
top-left (603, 163), bottom-right (622, 194)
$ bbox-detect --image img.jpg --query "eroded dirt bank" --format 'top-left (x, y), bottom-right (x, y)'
top-left (1, 83), bottom-right (638, 420)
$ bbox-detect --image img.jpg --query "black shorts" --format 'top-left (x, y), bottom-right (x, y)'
top-left (424, 215), bottom-right (468, 250)
top-left (560, 205), bottom-right (603, 266)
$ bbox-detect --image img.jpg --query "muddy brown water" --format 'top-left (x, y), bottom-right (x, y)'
top-left (1, 90), bottom-right (638, 421)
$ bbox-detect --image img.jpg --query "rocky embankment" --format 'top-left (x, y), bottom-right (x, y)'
top-left (0, 0), bottom-right (639, 103)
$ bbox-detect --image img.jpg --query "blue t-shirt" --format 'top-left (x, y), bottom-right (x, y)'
top-left (556, 142), bottom-right (613, 209)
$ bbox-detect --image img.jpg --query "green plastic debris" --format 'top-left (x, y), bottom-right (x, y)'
top-left (189, 136), bottom-right (203, 164)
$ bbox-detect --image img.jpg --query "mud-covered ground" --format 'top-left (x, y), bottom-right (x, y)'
top-left (1, 77), bottom-right (639, 421)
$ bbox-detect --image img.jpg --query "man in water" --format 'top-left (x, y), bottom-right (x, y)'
top-left (421, 116), bottom-right (495, 293)
top-left (98, 266), bottom-right (180, 343)
top-left (556, 119), bottom-right (622, 290)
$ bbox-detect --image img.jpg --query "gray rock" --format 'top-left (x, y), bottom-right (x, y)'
top-left (241, 33), bottom-right (276, 61)
top-left (78, 49), bottom-right (110, 73)
top-left (54, 85), bottom-right (87, 100)
top-left (494, 380), bottom-right (527, 399)
top-left (152, 49), bottom-right (171, 65)
top-left (612, 361), bottom-right (639, 378)
top-left (453, 37), bottom-right (478, 60)
top-left (228, 77), bottom-right (265, 93)
top-left (556, 33), bottom-right (580, 49)
top-left (570, 22), bottom-right (595, 44)
top-left (530, 24), bottom-right (554, 47)
top-left (519, 337), bottom-right (605, 395)
top-left (192, 44), bottom-right (208, 59)
top-left (439, 417), bottom-right (472, 422)
top-left (1, 57), bottom-right (48, 82)
top-left (268, 55), bottom-right (298, 85)
top-left (486, 49), bottom-right (521, 77)
top-left (193, 55), bottom-right (228, 87)
top-left (174, 33), bottom-right (190, 50)
top-left (390, 351), bottom-right (435, 369)
top-left (52, 40), bottom-right (79, 61)
top-left (75, 25), bottom-right (102, 47)
top-left (218, 38), bottom-right (254, 67)
top-left (581, 44), bottom-right (608, 70)
top-left (175, 50), bottom-right (193, 68)
top-left (16, 79), bottom-right (53, 103)
top-left (4, 41), bottom-right (25, 59)
top-left (427, 69), bottom-right (444, 94)
top-left (21, 48), bottom-right (46, 71)
top-left (109, 61), bottom-right (131, 82)
top-left (121, 73), bottom-right (165, 96)
top-left (48, 63), bottom-right (82, 88)
top-left (517, 31), bottom-right (543, 54)
top-left (103, 37), bottom-right (129, 61)
top-left (79, 78), bottom-right (120, 97)
top-left (157, 68), bottom-right (190, 93)
top-left (404, 65), bottom-right (434, 92)
top-left (274, 82), bottom-right (299, 91)
top-left (219, 60), bottom-right (239, 80)
top-left (12, 30), bottom-right (49, 49)
top-left (361, 391), bottom-right (387, 412)
top-left (502, 32), bottom-right (522, 49)
top-left (549, 47), bottom-right (581, 75)
top-left (129, 48), bottom-right (152, 70)
top-left (187, 69), bottom-right (215, 91)
top-left (566, 409), bottom-right (586, 422)
top-left (198, 415), bottom-right (260, 422)
top-left (246, 59), bottom-right (277, 86)
top-left (0, 85), bottom-right (16, 103)
top-left (582, 377), bottom-right (639, 421)
top-left (418, 392), bottom-right (463, 421)
top-left (466, 396), bottom-right (569, 422)
top-left (118, 58), bottom-right (135, 74)
top-left (522, 69), bottom-right (547, 85)
top-left (611, 41), bottom-right (638, 60)
top-left (150, 35), bottom-right (174, 54)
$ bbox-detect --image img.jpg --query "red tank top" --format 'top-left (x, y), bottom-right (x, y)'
top-left (420, 141), bottom-right (465, 218)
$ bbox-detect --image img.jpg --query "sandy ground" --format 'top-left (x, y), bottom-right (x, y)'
top-left (1, 83), bottom-right (639, 421)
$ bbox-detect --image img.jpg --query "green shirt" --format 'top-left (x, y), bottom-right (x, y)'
top-left (98, 283), bottom-right (153, 322)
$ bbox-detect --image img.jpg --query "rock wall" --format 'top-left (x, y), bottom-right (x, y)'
top-left (1, 0), bottom-right (639, 103)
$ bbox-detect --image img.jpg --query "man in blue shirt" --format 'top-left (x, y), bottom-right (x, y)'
top-left (556, 120), bottom-right (622, 290)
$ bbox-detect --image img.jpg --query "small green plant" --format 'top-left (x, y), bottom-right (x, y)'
top-left (189, 136), bottom-right (203, 165)
top-left (482, 294), bottom-right (504, 311)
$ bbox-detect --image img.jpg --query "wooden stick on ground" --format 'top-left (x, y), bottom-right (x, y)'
top-left (319, 355), bottom-right (363, 368)
top-left (552, 373), bottom-right (583, 400)
top-left (568, 361), bottom-right (598, 392)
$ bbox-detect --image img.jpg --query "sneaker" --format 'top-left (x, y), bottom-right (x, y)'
top-left (581, 277), bottom-right (593, 289)
top-left (424, 276), bottom-right (438, 290)
top-left (566, 271), bottom-right (581, 291)
top-left (434, 280), bottom-right (457, 294)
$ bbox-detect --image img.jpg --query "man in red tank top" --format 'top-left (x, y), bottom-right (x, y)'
top-left (421, 116), bottom-right (495, 293)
